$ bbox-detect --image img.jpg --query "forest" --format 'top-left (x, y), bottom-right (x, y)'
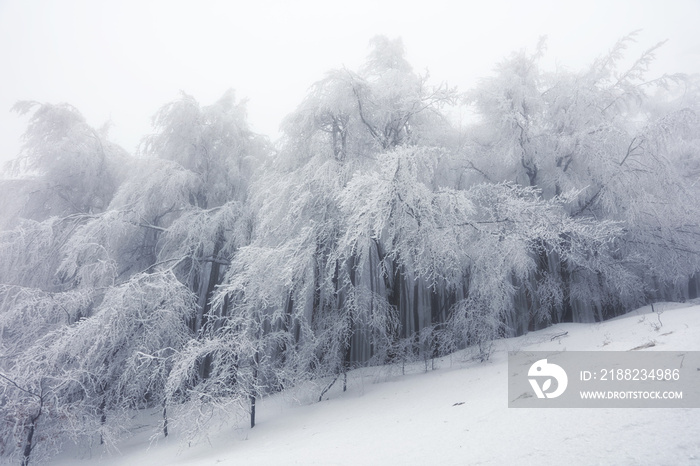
top-left (1, 34), bottom-right (699, 465)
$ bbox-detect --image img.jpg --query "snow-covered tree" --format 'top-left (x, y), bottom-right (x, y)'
top-left (0, 90), bottom-right (267, 460)
top-left (0, 102), bottom-right (127, 229)
top-left (138, 90), bottom-right (266, 333)
top-left (466, 33), bottom-right (700, 321)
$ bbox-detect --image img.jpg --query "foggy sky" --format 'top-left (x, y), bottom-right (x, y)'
top-left (1, 0), bottom-right (699, 166)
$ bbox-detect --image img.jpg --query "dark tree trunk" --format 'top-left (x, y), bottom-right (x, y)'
top-left (196, 228), bottom-right (227, 379)
top-left (559, 260), bottom-right (573, 323)
top-left (99, 398), bottom-right (107, 445)
top-left (162, 399), bottom-right (168, 437)
top-left (250, 394), bottom-right (256, 429)
top-left (413, 281), bottom-right (420, 336)
top-left (22, 408), bottom-right (41, 466)
top-left (250, 358), bottom-right (259, 428)
top-left (689, 273), bottom-right (699, 300)
top-left (21, 423), bottom-right (35, 466)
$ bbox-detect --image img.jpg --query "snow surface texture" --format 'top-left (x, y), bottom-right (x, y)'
top-left (53, 302), bottom-right (700, 466)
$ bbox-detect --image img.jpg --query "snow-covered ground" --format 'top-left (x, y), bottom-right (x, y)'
top-left (53, 302), bottom-right (700, 465)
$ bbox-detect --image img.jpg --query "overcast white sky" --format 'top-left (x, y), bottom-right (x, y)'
top-left (1, 0), bottom-right (699, 164)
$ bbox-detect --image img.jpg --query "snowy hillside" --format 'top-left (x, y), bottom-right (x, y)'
top-left (53, 302), bottom-right (700, 466)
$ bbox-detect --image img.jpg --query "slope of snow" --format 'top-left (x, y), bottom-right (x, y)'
top-left (53, 302), bottom-right (700, 465)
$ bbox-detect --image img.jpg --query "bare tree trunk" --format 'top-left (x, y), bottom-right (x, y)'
top-left (318, 374), bottom-right (339, 402)
top-left (21, 409), bottom-right (41, 466)
top-left (99, 398), bottom-right (107, 445)
top-left (250, 394), bottom-right (256, 429)
top-left (196, 227), bottom-right (226, 379)
top-left (250, 355), bottom-right (259, 428)
top-left (21, 423), bottom-right (35, 466)
top-left (162, 399), bottom-right (168, 437)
